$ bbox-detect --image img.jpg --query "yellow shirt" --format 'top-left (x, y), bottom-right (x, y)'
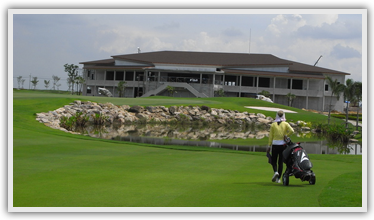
top-left (268, 121), bottom-right (294, 146)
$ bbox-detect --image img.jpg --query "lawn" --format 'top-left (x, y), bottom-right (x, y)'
top-left (11, 90), bottom-right (364, 210)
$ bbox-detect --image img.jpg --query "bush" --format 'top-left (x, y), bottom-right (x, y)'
top-left (92, 113), bottom-right (108, 125)
top-left (59, 112), bottom-right (89, 130)
top-left (331, 114), bottom-right (362, 121)
top-left (313, 123), bottom-right (351, 143)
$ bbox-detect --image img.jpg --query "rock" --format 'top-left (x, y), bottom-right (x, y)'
top-left (129, 105), bottom-right (144, 113)
top-left (169, 106), bottom-right (178, 115)
top-left (135, 113), bottom-right (149, 120)
top-left (257, 117), bottom-right (272, 124)
top-left (201, 105), bottom-right (211, 112)
top-left (216, 119), bottom-right (225, 124)
top-left (146, 106), bottom-right (158, 113)
top-left (235, 113), bottom-right (246, 119)
top-left (121, 105), bottom-right (130, 111)
top-left (36, 102), bottom-right (288, 139)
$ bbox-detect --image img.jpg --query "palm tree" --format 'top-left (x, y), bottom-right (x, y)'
top-left (116, 81), bottom-right (127, 97)
top-left (75, 76), bottom-right (85, 95)
top-left (325, 76), bottom-right (345, 124)
top-left (343, 79), bottom-right (355, 128)
top-left (286, 93), bottom-right (296, 107)
top-left (353, 82), bottom-right (362, 130)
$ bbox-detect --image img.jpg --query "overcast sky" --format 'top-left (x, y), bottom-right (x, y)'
top-left (10, 8), bottom-right (365, 90)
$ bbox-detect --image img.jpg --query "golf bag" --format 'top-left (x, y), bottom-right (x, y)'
top-left (282, 137), bottom-right (316, 186)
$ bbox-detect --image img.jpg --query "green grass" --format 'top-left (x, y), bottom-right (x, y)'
top-left (12, 90), bottom-right (363, 208)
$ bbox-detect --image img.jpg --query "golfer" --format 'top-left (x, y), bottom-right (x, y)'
top-left (267, 110), bottom-right (294, 183)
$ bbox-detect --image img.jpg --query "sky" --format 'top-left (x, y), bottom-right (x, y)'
top-left (10, 8), bottom-right (366, 91)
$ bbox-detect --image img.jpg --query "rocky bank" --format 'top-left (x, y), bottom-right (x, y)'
top-left (35, 100), bottom-right (309, 136)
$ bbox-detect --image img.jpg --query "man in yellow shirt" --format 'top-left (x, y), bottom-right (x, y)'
top-left (267, 110), bottom-right (294, 183)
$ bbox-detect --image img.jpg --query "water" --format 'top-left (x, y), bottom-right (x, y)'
top-left (74, 123), bottom-right (362, 155)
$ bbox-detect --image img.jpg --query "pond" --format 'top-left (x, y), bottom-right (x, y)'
top-left (73, 123), bottom-right (362, 155)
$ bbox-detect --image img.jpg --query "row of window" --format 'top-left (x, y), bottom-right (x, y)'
top-left (87, 70), bottom-right (144, 81)
top-left (88, 70), bottom-right (330, 91)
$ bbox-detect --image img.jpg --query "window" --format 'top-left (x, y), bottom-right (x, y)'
top-left (293, 79), bottom-right (303, 90)
top-left (325, 84), bottom-right (329, 91)
top-left (87, 87), bottom-right (91, 94)
top-left (125, 71), bottom-right (134, 81)
top-left (106, 71), bottom-right (114, 80)
top-left (224, 75), bottom-right (236, 86)
top-left (288, 79), bottom-right (303, 90)
top-left (242, 76), bottom-right (254, 86)
top-left (115, 71), bottom-right (124, 81)
top-left (259, 77), bottom-right (270, 87)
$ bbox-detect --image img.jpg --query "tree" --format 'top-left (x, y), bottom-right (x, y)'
top-left (31, 77), bottom-right (39, 90)
top-left (21, 79), bottom-right (25, 89)
top-left (343, 79), bottom-right (355, 128)
top-left (16, 76), bottom-right (22, 89)
top-left (258, 90), bottom-right (270, 98)
top-left (64, 63), bottom-right (79, 95)
top-left (75, 76), bottom-right (85, 95)
top-left (52, 75), bottom-right (61, 90)
top-left (166, 85), bottom-right (175, 97)
top-left (352, 81), bottom-right (362, 130)
top-left (215, 88), bottom-right (225, 97)
top-left (286, 93), bottom-right (296, 107)
top-left (67, 78), bottom-right (73, 92)
top-left (116, 81), bottom-right (127, 97)
top-left (44, 80), bottom-right (50, 90)
top-left (325, 76), bottom-right (345, 124)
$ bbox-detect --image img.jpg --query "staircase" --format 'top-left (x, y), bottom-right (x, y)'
top-left (141, 82), bottom-right (208, 98)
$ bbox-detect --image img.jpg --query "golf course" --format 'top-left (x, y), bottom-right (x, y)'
top-left (11, 90), bottom-right (363, 210)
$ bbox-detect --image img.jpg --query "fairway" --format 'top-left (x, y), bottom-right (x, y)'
top-left (11, 90), bottom-right (363, 210)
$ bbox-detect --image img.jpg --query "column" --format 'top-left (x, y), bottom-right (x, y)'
top-left (306, 79), bottom-right (310, 109)
top-left (273, 77), bottom-right (276, 102)
top-left (239, 75), bottom-right (242, 97)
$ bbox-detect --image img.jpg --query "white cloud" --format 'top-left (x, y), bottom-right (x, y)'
top-left (266, 14), bottom-right (306, 37)
top-left (303, 14), bottom-right (339, 27)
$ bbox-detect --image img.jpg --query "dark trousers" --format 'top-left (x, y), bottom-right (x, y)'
top-left (271, 145), bottom-right (285, 175)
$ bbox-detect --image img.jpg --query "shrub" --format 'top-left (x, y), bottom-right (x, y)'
top-left (92, 113), bottom-right (108, 125)
top-left (59, 112), bottom-right (89, 130)
top-left (313, 123), bottom-right (351, 143)
top-left (59, 115), bottom-right (75, 130)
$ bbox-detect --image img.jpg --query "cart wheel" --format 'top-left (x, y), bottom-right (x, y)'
top-left (309, 175), bottom-right (316, 185)
top-left (282, 173), bottom-right (289, 186)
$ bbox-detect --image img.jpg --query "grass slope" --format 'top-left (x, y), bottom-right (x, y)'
top-left (12, 90), bottom-right (362, 208)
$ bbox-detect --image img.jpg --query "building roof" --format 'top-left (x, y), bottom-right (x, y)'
top-left (80, 50), bottom-right (350, 75)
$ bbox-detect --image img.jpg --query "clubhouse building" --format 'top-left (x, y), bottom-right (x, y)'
top-left (79, 50), bottom-right (350, 112)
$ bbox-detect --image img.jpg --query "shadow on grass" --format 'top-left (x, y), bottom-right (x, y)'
top-left (234, 182), bottom-right (306, 187)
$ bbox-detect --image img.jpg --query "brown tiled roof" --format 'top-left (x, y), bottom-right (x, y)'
top-left (80, 59), bottom-right (115, 65)
top-left (81, 51), bottom-right (350, 75)
top-left (112, 51), bottom-right (293, 66)
top-left (288, 61), bottom-right (350, 75)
